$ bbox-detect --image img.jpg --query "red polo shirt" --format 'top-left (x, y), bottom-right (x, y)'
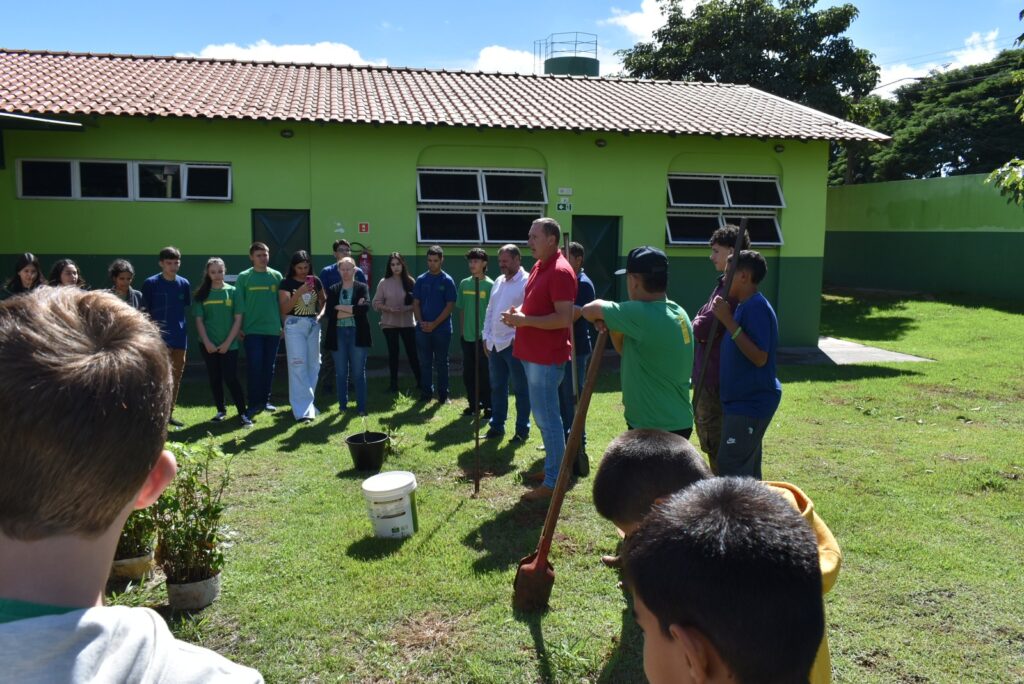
top-left (513, 249), bottom-right (578, 365)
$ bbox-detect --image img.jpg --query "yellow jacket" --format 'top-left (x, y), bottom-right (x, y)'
top-left (766, 481), bottom-right (842, 684)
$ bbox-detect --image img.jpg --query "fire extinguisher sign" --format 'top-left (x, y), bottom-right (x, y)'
top-left (358, 222), bottom-right (370, 233)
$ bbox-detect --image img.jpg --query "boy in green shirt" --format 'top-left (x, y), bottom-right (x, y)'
top-left (582, 246), bottom-right (694, 437)
top-left (456, 248), bottom-right (493, 416)
top-left (234, 242), bottom-right (284, 423)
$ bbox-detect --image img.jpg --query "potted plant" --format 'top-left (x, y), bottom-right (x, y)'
top-left (154, 440), bottom-right (232, 610)
top-left (110, 508), bottom-right (157, 581)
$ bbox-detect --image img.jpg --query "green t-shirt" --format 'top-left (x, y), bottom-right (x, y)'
top-left (455, 276), bottom-right (493, 342)
top-left (233, 268), bottom-right (283, 335)
top-left (336, 286), bottom-right (356, 328)
top-left (192, 284), bottom-right (239, 350)
top-left (600, 298), bottom-right (694, 431)
top-left (0, 597), bottom-right (77, 624)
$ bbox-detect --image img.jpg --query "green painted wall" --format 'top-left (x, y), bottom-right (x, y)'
top-left (825, 175), bottom-right (1024, 300)
top-left (1, 116), bottom-right (830, 346)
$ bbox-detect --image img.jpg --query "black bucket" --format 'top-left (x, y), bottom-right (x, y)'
top-left (346, 431), bottom-right (388, 471)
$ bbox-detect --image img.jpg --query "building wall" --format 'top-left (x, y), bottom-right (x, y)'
top-left (825, 174), bottom-right (1024, 300)
top-left (1, 116), bottom-right (829, 347)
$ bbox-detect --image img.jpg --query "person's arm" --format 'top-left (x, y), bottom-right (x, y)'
top-left (711, 296), bottom-right (768, 367)
top-left (315, 278), bottom-right (326, 317)
top-left (434, 301), bottom-right (455, 326)
top-left (372, 279), bottom-right (387, 312)
top-left (194, 310), bottom-right (216, 353)
top-left (503, 300), bottom-right (573, 330)
top-left (219, 314), bottom-right (243, 353)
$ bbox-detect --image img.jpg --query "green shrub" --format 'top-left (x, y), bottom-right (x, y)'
top-left (154, 440), bottom-right (232, 584)
top-left (115, 508), bottom-right (157, 559)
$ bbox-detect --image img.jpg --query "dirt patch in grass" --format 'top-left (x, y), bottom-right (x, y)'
top-left (388, 611), bottom-right (467, 662)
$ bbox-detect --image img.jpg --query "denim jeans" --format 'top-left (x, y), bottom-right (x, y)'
top-left (558, 352), bottom-right (590, 447)
top-left (487, 345), bottom-right (530, 437)
top-left (416, 327), bottom-right (452, 400)
top-left (244, 333), bottom-right (280, 418)
top-left (284, 316), bottom-right (321, 419)
top-left (332, 327), bottom-right (368, 413)
top-left (522, 359), bottom-right (567, 488)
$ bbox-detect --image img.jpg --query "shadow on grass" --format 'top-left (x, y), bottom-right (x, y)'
top-left (346, 535), bottom-right (409, 561)
top-left (818, 295), bottom-right (918, 342)
top-left (513, 610), bottom-right (555, 684)
top-left (462, 499), bottom-right (548, 573)
top-left (778, 364), bottom-right (923, 384)
top-left (455, 440), bottom-right (518, 480)
top-left (596, 587), bottom-right (644, 683)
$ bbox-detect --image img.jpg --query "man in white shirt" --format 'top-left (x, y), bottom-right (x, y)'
top-left (481, 244), bottom-right (531, 442)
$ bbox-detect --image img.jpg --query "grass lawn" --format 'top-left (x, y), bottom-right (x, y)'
top-left (112, 292), bottom-right (1024, 682)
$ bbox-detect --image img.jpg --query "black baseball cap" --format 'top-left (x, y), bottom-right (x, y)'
top-left (615, 246), bottom-right (668, 276)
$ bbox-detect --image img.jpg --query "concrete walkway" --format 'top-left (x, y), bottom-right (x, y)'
top-left (778, 337), bottom-right (932, 366)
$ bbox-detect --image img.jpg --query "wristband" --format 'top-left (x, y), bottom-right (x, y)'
top-left (731, 326), bottom-right (743, 340)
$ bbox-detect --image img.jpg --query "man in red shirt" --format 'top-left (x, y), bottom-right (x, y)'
top-left (502, 218), bottom-right (577, 500)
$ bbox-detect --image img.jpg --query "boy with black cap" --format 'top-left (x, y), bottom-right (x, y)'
top-left (581, 246), bottom-right (694, 437)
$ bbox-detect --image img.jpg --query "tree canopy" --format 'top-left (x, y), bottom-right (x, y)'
top-left (619, 0), bottom-right (878, 119)
top-left (850, 50), bottom-right (1024, 183)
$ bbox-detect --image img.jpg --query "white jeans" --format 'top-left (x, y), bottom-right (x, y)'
top-left (284, 316), bottom-right (321, 419)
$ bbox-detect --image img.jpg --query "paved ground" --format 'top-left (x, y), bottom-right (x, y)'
top-left (778, 336), bottom-right (932, 366)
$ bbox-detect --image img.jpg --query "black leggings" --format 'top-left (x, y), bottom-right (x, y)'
top-left (200, 347), bottom-right (246, 415)
top-left (383, 327), bottom-right (421, 388)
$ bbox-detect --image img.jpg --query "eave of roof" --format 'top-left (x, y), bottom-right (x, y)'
top-left (0, 48), bottom-right (890, 142)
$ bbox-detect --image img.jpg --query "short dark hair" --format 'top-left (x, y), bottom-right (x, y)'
top-left (158, 246), bottom-right (181, 261)
top-left (734, 250), bottom-right (767, 284)
top-left (498, 244), bottom-right (521, 260)
top-left (623, 477), bottom-right (824, 684)
top-left (333, 239), bottom-right (352, 252)
top-left (249, 242), bottom-right (269, 255)
top-left (636, 271), bottom-right (668, 294)
top-left (465, 248), bottom-right (488, 262)
top-left (592, 429), bottom-right (711, 524)
top-left (533, 217), bottom-right (561, 240)
top-left (108, 258), bottom-right (135, 282)
top-left (567, 241), bottom-right (585, 259)
top-left (710, 224), bottom-right (752, 250)
top-left (0, 288), bottom-right (172, 539)
top-left (426, 245), bottom-right (444, 258)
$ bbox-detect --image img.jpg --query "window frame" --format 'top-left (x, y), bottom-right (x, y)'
top-left (78, 160), bottom-right (133, 200)
top-left (665, 173), bottom-right (785, 247)
top-left (666, 175), bottom-right (728, 208)
top-left (664, 210), bottom-right (784, 247)
top-left (722, 175), bottom-right (786, 209)
top-left (183, 163), bottom-right (233, 201)
top-left (17, 159), bottom-right (75, 199)
top-left (416, 167), bottom-right (547, 244)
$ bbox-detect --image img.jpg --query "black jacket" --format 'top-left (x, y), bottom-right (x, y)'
top-left (325, 281), bottom-right (372, 350)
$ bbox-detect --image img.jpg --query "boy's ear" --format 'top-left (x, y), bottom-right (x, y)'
top-left (669, 624), bottom-right (717, 683)
top-left (133, 450), bottom-right (177, 510)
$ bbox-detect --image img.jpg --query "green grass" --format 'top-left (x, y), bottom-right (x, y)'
top-left (112, 292), bottom-right (1024, 682)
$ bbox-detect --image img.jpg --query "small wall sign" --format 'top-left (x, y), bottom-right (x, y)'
top-left (358, 222), bottom-right (370, 233)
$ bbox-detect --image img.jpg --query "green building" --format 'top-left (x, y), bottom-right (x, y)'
top-left (0, 49), bottom-right (886, 349)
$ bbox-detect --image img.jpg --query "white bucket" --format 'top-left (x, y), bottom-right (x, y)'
top-left (361, 471), bottom-right (419, 538)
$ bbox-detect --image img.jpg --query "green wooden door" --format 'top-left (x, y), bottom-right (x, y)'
top-left (571, 215), bottom-right (621, 301)
top-left (252, 209), bottom-right (311, 274)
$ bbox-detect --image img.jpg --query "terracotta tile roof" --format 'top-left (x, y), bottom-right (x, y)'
top-left (0, 49), bottom-right (889, 142)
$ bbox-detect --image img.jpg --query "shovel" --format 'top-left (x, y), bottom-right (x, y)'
top-left (512, 330), bottom-right (607, 612)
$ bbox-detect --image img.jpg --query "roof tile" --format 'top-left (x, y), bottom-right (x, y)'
top-left (0, 49), bottom-right (888, 141)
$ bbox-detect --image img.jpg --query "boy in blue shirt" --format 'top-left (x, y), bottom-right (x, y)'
top-left (711, 250), bottom-right (782, 479)
top-left (141, 246), bottom-right (191, 427)
top-left (413, 245), bottom-right (457, 403)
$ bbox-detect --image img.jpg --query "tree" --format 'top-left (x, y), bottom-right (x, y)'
top-left (833, 50), bottom-right (1024, 184)
top-left (619, 0), bottom-right (878, 119)
top-left (988, 9), bottom-right (1024, 205)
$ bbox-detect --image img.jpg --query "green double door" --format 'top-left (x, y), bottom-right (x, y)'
top-left (571, 215), bottom-right (621, 301)
top-left (252, 209), bottom-right (311, 274)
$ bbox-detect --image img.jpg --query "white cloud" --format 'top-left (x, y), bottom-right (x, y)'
top-left (179, 39), bottom-right (386, 66)
top-left (602, 0), bottom-right (698, 42)
top-left (873, 29), bottom-right (1001, 99)
top-left (472, 45), bottom-right (536, 74)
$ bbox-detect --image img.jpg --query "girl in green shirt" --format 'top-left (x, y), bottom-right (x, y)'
top-left (193, 258), bottom-right (248, 425)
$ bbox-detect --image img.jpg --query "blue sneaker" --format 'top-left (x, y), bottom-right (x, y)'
top-left (241, 414), bottom-right (254, 428)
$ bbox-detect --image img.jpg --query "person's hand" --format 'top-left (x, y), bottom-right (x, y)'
top-left (711, 296), bottom-right (734, 325)
top-left (297, 282), bottom-right (311, 296)
top-left (593, 319), bottom-right (608, 334)
top-left (500, 306), bottom-right (524, 328)
top-left (203, 340), bottom-right (217, 354)
top-left (483, 344), bottom-right (490, 358)
top-left (421, 320), bottom-right (435, 333)
top-left (216, 342), bottom-right (231, 354)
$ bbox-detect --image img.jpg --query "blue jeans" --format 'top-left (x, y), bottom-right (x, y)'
top-left (416, 327), bottom-right (452, 400)
top-left (332, 327), bottom-right (368, 413)
top-left (284, 316), bottom-right (321, 419)
top-left (558, 352), bottom-right (590, 447)
top-left (244, 333), bottom-right (281, 417)
top-left (522, 360), bottom-right (567, 488)
top-left (487, 345), bottom-right (530, 437)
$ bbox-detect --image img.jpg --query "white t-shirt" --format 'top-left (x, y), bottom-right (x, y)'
top-left (0, 605), bottom-right (263, 683)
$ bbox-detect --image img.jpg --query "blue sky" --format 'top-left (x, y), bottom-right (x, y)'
top-left (4, 0), bottom-right (1021, 97)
